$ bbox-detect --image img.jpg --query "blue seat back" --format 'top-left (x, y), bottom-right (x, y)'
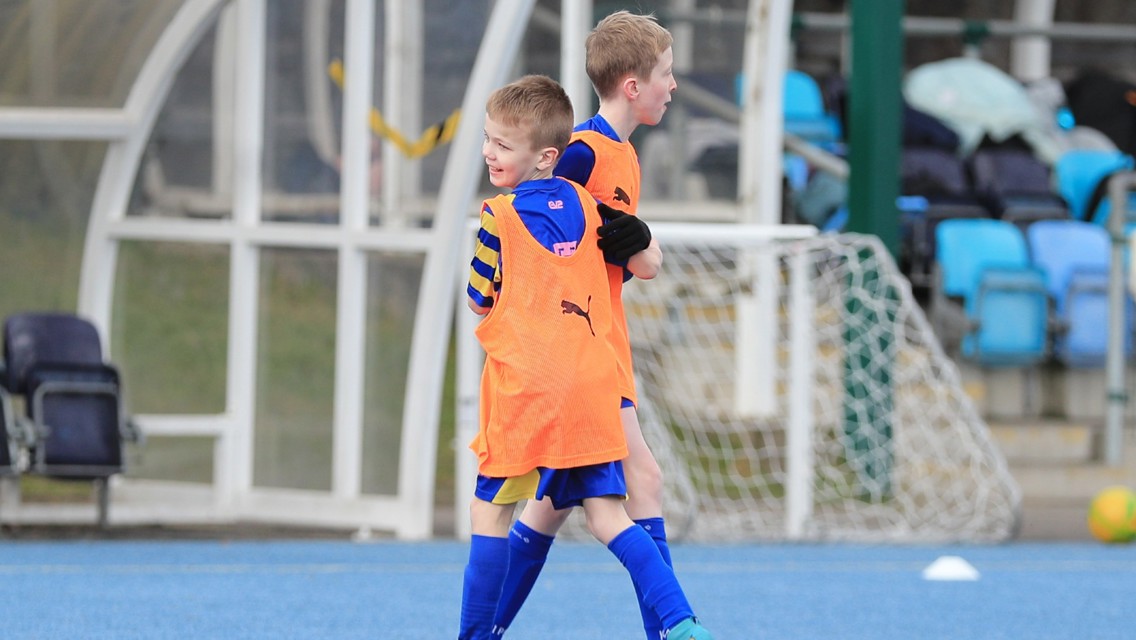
top-left (3, 312), bottom-right (104, 395)
top-left (1028, 221), bottom-right (1133, 366)
top-left (784, 70), bottom-right (825, 119)
top-left (970, 147), bottom-right (1054, 198)
top-left (1027, 219), bottom-right (1110, 308)
top-left (1054, 149), bottom-right (1133, 220)
top-left (782, 70), bottom-right (841, 142)
top-left (936, 218), bottom-right (1030, 299)
top-left (901, 146), bottom-right (972, 197)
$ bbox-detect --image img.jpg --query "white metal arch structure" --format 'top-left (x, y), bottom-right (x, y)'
top-left (400, 0), bottom-right (537, 538)
top-left (732, 0), bottom-right (793, 419)
top-left (24, 0), bottom-right (538, 538)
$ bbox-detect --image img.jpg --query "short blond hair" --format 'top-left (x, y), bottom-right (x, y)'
top-left (485, 75), bottom-right (574, 156)
top-left (586, 11), bottom-right (673, 99)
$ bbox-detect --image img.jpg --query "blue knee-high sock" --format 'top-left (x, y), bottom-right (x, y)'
top-left (492, 521), bottom-right (555, 634)
top-left (638, 517), bottom-right (673, 566)
top-left (631, 518), bottom-right (672, 639)
top-left (608, 525), bottom-right (693, 632)
top-left (460, 535), bottom-right (509, 640)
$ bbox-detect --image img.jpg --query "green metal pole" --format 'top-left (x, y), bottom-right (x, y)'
top-left (847, 0), bottom-right (903, 252)
top-left (844, 0), bottom-right (904, 502)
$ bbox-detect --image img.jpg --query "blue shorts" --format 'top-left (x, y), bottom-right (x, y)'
top-left (474, 461), bottom-right (627, 510)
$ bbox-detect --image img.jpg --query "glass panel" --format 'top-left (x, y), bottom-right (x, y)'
top-left (254, 248), bottom-right (337, 491)
top-left (0, 139), bottom-right (106, 316)
top-left (128, 436), bottom-right (214, 483)
top-left (130, 17), bottom-right (224, 219)
top-left (415, 1), bottom-right (486, 206)
top-left (0, 0), bottom-right (183, 108)
top-left (112, 240), bottom-right (228, 485)
top-left (360, 252), bottom-right (422, 495)
top-left (638, 7), bottom-right (746, 206)
top-left (261, 0), bottom-right (345, 224)
top-left (112, 241), bottom-right (229, 415)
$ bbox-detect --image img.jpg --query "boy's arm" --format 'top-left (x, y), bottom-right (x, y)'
top-left (467, 205), bottom-right (500, 315)
top-left (625, 237), bottom-right (662, 280)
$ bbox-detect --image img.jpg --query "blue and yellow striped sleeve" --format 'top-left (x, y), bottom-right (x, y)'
top-left (467, 205), bottom-right (501, 308)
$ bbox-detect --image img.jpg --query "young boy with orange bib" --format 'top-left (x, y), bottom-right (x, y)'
top-left (491, 12), bottom-right (698, 640)
top-left (459, 74), bottom-right (711, 640)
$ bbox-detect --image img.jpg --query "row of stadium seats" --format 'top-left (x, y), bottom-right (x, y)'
top-left (902, 147), bottom-right (1136, 292)
top-left (704, 67), bottom-right (1134, 375)
top-left (899, 144), bottom-right (1068, 289)
top-left (932, 218), bottom-right (1129, 369)
top-left (0, 312), bottom-right (139, 526)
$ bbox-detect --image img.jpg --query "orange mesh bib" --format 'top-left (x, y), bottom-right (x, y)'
top-left (471, 180), bottom-right (627, 477)
top-left (572, 129), bottom-right (641, 403)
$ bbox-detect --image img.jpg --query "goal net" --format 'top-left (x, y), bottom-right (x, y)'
top-left (456, 225), bottom-right (1021, 543)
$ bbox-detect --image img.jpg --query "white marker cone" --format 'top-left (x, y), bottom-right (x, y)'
top-left (922, 555), bottom-right (980, 581)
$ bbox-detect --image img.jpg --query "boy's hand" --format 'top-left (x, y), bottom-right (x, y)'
top-left (597, 203), bottom-right (652, 262)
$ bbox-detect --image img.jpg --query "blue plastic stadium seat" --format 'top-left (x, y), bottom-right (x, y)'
top-left (1027, 220), bottom-right (1109, 307)
top-left (936, 218), bottom-right (1048, 366)
top-left (1062, 271), bottom-right (1113, 367)
top-left (782, 70), bottom-right (842, 144)
top-left (1054, 149), bottom-right (1134, 223)
top-left (964, 269), bottom-right (1049, 364)
top-left (1028, 219), bottom-right (1131, 367)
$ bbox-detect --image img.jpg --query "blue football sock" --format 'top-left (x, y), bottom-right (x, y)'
top-left (459, 535), bottom-right (509, 640)
top-left (637, 517), bottom-right (673, 567)
top-left (492, 521), bottom-right (555, 633)
top-left (632, 518), bottom-right (671, 639)
top-left (608, 525), bottom-right (693, 632)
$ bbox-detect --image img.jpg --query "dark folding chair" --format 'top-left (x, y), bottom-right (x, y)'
top-left (898, 145), bottom-right (992, 293)
top-left (968, 146), bottom-right (1069, 233)
top-left (2, 312), bottom-right (141, 526)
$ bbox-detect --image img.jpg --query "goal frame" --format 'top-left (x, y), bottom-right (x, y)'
top-left (454, 222), bottom-right (820, 540)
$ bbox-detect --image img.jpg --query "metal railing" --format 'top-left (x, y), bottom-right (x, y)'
top-left (1105, 171), bottom-right (1136, 465)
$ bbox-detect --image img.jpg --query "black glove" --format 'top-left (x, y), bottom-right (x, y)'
top-left (596, 203), bottom-right (651, 262)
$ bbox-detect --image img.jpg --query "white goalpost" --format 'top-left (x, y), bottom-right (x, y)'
top-left (455, 223), bottom-right (1021, 543)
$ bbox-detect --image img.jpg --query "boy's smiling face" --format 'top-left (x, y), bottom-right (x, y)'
top-left (482, 114), bottom-right (554, 189)
top-left (632, 46), bottom-right (677, 127)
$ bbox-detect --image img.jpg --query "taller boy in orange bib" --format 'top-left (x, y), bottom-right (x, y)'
top-left (459, 75), bottom-right (711, 640)
top-left (491, 11), bottom-right (690, 640)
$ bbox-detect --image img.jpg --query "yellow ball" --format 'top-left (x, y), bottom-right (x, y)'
top-left (1087, 486), bottom-right (1136, 543)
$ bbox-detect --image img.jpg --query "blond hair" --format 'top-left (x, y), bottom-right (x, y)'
top-left (485, 75), bottom-right (574, 156)
top-left (585, 11), bottom-right (673, 100)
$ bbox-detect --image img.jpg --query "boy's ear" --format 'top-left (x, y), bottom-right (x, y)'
top-left (621, 75), bottom-right (640, 100)
top-left (537, 146), bottom-right (560, 170)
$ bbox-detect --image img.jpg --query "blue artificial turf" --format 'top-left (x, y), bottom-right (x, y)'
top-left (0, 540), bottom-right (1132, 638)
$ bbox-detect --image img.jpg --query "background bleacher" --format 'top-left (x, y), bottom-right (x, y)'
top-left (771, 59), bottom-right (1136, 423)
